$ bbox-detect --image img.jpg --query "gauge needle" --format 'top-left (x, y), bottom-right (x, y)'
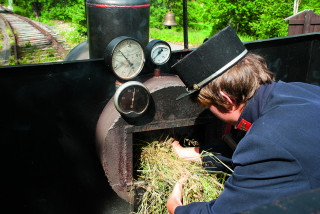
top-left (130, 88), bottom-right (135, 109)
top-left (154, 48), bottom-right (163, 59)
top-left (119, 50), bottom-right (133, 66)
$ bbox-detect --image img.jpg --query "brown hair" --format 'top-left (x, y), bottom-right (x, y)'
top-left (196, 53), bottom-right (275, 112)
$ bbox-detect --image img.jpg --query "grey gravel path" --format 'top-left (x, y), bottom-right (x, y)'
top-left (167, 41), bottom-right (184, 51)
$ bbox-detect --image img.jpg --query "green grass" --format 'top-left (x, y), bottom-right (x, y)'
top-left (150, 27), bottom-right (211, 48)
top-left (51, 21), bottom-right (87, 49)
top-left (150, 27), bottom-right (256, 48)
top-left (18, 45), bottom-right (63, 64)
top-left (0, 30), bottom-right (3, 50)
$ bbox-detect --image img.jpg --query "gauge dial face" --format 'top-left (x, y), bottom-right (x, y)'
top-left (108, 37), bottom-right (145, 80)
top-left (150, 42), bottom-right (171, 65)
top-left (114, 81), bottom-right (150, 118)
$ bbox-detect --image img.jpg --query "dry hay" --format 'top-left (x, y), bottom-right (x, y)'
top-left (134, 137), bottom-right (226, 214)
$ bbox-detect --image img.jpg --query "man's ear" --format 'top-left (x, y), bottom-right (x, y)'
top-left (220, 91), bottom-right (234, 105)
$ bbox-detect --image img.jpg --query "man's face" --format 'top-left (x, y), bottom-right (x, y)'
top-left (208, 104), bottom-right (242, 125)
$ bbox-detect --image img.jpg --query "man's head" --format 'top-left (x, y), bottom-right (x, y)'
top-left (172, 26), bottom-right (248, 100)
top-left (172, 26), bottom-right (275, 124)
top-left (195, 53), bottom-right (275, 112)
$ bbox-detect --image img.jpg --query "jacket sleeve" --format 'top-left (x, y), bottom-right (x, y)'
top-left (175, 200), bottom-right (216, 214)
top-left (175, 133), bottom-right (306, 214)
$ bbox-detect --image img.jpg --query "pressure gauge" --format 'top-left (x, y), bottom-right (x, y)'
top-left (104, 36), bottom-right (145, 80)
top-left (145, 39), bottom-right (171, 65)
top-left (114, 81), bottom-right (150, 118)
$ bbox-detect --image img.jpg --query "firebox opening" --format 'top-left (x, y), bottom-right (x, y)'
top-left (132, 122), bottom-right (225, 180)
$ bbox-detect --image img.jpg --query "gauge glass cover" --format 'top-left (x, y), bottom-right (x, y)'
top-left (114, 81), bottom-right (150, 118)
top-left (150, 43), bottom-right (171, 65)
top-left (112, 39), bottom-right (145, 79)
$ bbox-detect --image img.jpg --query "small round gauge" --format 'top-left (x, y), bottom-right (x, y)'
top-left (104, 36), bottom-right (145, 80)
top-left (145, 39), bottom-right (171, 65)
top-left (114, 81), bottom-right (150, 118)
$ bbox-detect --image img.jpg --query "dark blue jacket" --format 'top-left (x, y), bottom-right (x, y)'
top-left (175, 81), bottom-right (320, 214)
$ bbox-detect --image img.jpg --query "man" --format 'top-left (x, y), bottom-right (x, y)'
top-left (167, 26), bottom-right (320, 214)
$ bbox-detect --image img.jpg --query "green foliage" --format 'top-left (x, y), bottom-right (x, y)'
top-left (249, 0), bottom-right (292, 39)
top-left (40, 0), bottom-right (86, 34)
top-left (149, 0), bottom-right (217, 32)
top-left (6, 0), bottom-right (320, 42)
top-left (300, 0), bottom-right (320, 14)
top-left (9, 55), bottom-right (15, 65)
top-left (149, 0), bottom-right (320, 39)
top-left (25, 41), bottom-right (31, 48)
top-left (206, 0), bottom-right (292, 38)
top-left (149, 0), bottom-right (168, 29)
top-left (12, 4), bottom-right (33, 17)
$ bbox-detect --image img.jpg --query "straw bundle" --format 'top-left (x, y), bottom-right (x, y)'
top-left (134, 137), bottom-right (226, 214)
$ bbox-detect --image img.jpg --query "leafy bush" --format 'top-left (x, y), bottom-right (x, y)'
top-left (7, 0), bottom-right (320, 40)
top-left (248, 0), bottom-right (292, 39)
top-left (300, 0), bottom-right (320, 14)
top-left (150, 0), bottom-right (318, 39)
top-left (149, 0), bottom-right (168, 29)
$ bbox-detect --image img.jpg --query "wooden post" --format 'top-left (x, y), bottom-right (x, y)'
top-left (303, 10), bottom-right (312, 34)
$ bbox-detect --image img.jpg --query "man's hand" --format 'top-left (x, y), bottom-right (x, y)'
top-left (167, 178), bottom-right (185, 214)
top-left (171, 140), bottom-right (201, 162)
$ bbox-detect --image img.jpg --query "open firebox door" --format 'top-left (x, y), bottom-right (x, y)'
top-left (96, 74), bottom-right (226, 203)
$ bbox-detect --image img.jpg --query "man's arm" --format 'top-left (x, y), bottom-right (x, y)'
top-left (170, 133), bottom-right (306, 214)
top-left (167, 179), bottom-right (184, 214)
top-left (171, 140), bottom-right (201, 162)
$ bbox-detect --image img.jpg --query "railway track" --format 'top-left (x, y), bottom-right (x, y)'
top-left (0, 5), bottom-right (69, 65)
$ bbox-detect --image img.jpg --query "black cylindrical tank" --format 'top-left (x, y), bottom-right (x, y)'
top-left (86, 0), bottom-right (150, 59)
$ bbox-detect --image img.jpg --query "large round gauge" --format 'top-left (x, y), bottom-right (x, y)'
top-left (104, 36), bottom-right (145, 80)
top-left (114, 81), bottom-right (150, 118)
top-left (145, 39), bottom-right (171, 65)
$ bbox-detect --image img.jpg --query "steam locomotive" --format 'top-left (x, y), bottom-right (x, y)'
top-left (1, 0), bottom-right (319, 213)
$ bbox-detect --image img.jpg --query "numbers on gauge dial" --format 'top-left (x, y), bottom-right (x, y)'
top-left (112, 39), bottom-right (144, 79)
top-left (151, 43), bottom-right (171, 65)
top-left (118, 86), bottom-right (149, 114)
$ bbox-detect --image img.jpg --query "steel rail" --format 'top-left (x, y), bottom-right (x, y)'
top-left (12, 13), bottom-right (67, 58)
top-left (0, 4), bottom-right (67, 62)
top-left (0, 13), bottom-right (19, 64)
